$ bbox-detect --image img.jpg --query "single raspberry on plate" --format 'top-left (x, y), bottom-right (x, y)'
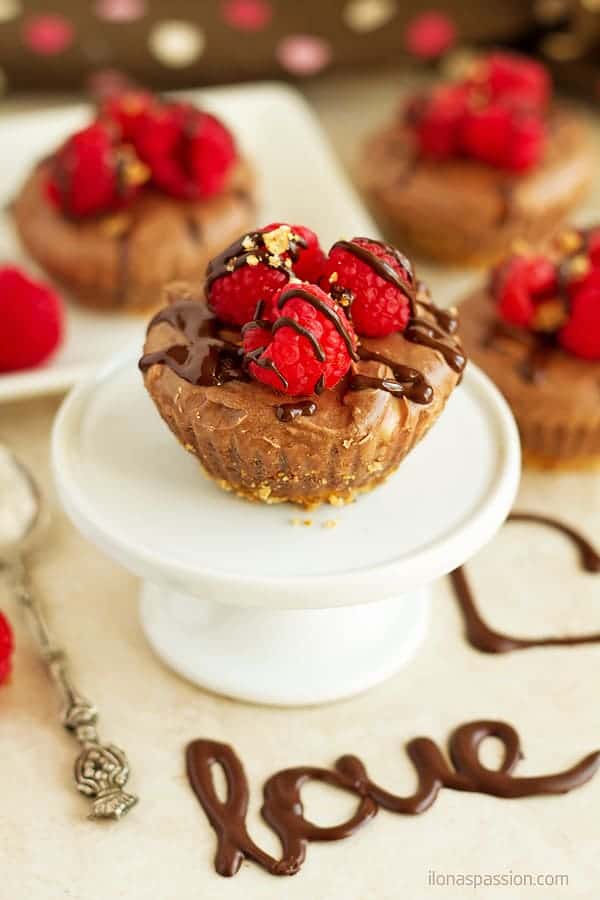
top-left (244, 282), bottom-right (357, 396)
top-left (479, 52), bottom-right (551, 112)
top-left (100, 89), bottom-right (157, 143)
top-left (559, 284), bottom-right (600, 359)
top-left (134, 102), bottom-right (236, 200)
top-left (323, 237), bottom-right (413, 338)
top-left (0, 611), bottom-right (14, 684)
top-left (262, 222), bottom-right (326, 282)
top-left (46, 122), bottom-right (149, 218)
top-left (0, 267), bottom-right (64, 372)
top-left (494, 254), bottom-right (558, 328)
top-left (408, 84), bottom-right (469, 160)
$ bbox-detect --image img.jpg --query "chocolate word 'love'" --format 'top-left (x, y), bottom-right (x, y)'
top-left (186, 719), bottom-right (600, 878)
top-left (450, 512), bottom-right (600, 653)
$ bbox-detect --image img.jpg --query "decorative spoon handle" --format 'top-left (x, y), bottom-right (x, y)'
top-left (11, 555), bottom-right (138, 820)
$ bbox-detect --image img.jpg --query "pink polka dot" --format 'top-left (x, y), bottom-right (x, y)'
top-left (222, 0), bottom-right (271, 31)
top-left (404, 11), bottom-right (457, 60)
top-left (94, 0), bottom-right (146, 22)
top-left (22, 14), bottom-right (75, 55)
top-left (277, 34), bottom-right (332, 76)
top-left (87, 68), bottom-right (135, 101)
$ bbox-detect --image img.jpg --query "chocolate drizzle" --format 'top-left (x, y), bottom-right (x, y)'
top-left (350, 347), bottom-right (433, 405)
top-left (332, 238), bottom-right (416, 315)
top-left (276, 400), bottom-right (318, 422)
top-left (483, 319), bottom-right (555, 384)
top-left (450, 512), bottom-right (600, 653)
top-left (276, 287), bottom-right (360, 362)
top-left (205, 229), bottom-right (306, 291)
top-left (139, 301), bottom-right (247, 387)
top-left (186, 720), bottom-right (600, 878)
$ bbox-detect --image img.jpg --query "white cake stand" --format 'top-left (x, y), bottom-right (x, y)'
top-left (52, 347), bottom-right (520, 706)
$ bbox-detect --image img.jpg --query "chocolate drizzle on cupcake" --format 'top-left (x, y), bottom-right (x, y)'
top-left (451, 512), bottom-right (600, 653)
top-left (139, 301), bottom-right (247, 387)
top-left (141, 233), bottom-right (466, 423)
top-left (186, 719), bottom-right (600, 878)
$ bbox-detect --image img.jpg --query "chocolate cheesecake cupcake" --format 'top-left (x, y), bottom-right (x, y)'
top-left (459, 225), bottom-right (600, 468)
top-left (13, 91), bottom-right (255, 313)
top-left (140, 224), bottom-right (465, 507)
top-left (361, 52), bottom-right (592, 267)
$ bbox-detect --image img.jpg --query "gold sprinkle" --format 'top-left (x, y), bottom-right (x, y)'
top-left (246, 254), bottom-right (259, 267)
top-left (569, 254), bottom-right (591, 277)
top-left (323, 519), bottom-right (337, 529)
top-left (263, 224), bottom-right (292, 257)
top-left (302, 518), bottom-right (312, 527)
top-left (532, 299), bottom-right (568, 332)
top-left (242, 234), bottom-right (256, 250)
top-left (329, 271), bottom-right (339, 283)
top-left (511, 239), bottom-right (531, 255)
top-left (257, 484), bottom-right (271, 501)
top-left (557, 229), bottom-right (583, 254)
top-left (100, 213), bottom-right (131, 238)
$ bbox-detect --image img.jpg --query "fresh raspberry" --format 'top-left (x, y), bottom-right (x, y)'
top-left (207, 251), bottom-right (290, 328)
top-left (46, 122), bottom-right (148, 218)
top-left (494, 255), bottom-right (558, 328)
top-left (585, 228), bottom-right (600, 267)
top-left (262, 223), bottom-right (326, 282)
top-left (559, 284), bottom-right (600, 360)
top-left (505, 113), bottom-right (546, 172)
top-left (323, 237), bottom-right (413, 338)
top-left (244, 283), bottom-right (356, 396)
top-left (134, 102), bottom-right (236, 200)
top-left (461, 103), bottom-right (513, 169)
top-left (0, 267), bottom-right (64, 372)
top-left (207, 224), bottom-right (318, 327)
top-left (479, 52), bottom-right (551, 112)
top-left (0, 611), bottom-right (14, 685)
top-left (100, 89), bottom-right (157, 143)
top-left (408, 84), bottom-right (469, 160)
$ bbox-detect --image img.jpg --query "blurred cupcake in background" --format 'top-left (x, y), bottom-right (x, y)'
top-left (361, 51), bottom-right (593, 266)
top-left (459, 224), bottom-right (600, 468)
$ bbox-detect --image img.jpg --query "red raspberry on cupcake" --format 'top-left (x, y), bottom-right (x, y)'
top-left (323, 237), bottom-right (414, 337)
top-left (0, 267), bottom-right (64, 372)
top-left (407, 52), bottom-right (549, 173)
top-left (493, 230), bottom-right (600, 360)
top-left (0, 611), bottom-right (14, 684)
top-left (100, 89), bottom-right (157, 143)
top-left (244, 282), bottom-right (357, 396)
top-left (133, 102), bottom-right (237, 201)
top-left (46, 122), bottom-right (149, 218)
top-left (207, 224), bottom-right (325, 327)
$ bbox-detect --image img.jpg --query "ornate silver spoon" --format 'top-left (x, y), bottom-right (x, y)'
top-left (0, 445), bottom-right (138, 820)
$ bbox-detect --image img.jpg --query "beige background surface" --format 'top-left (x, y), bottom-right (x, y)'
top-left (2, 73), bottom-right (600, 899)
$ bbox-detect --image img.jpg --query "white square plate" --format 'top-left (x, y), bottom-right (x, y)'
top-left (0, 82), bottom-right (379, 403)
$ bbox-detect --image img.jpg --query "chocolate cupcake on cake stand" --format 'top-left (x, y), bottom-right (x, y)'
top-left (52, 225), bottom-right (520, 705)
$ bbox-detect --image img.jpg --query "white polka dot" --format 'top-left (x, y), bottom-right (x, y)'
top-left (149, 20), bottom-right (205, 68)
top-left (343, 0), bottom-right (397, 33)
top-left (0, 0), bottom-right (20, 23)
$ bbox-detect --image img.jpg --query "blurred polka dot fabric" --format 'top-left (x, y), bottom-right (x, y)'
top-left (0, 1), bottom-right (514, 93)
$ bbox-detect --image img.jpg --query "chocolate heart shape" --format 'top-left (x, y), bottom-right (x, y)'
top-left (450, 512), bottom-right (600, 653)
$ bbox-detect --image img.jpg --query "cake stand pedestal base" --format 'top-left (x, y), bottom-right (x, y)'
top-left (139, 581), bottom-right (430, 706)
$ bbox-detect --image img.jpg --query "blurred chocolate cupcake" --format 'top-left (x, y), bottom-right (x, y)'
top-left (13, 91), bottom-right (255, 314)
top-left (361, 52), bottom-right (592, 267)
top-left (459, 225), bottom-right (600, 468)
